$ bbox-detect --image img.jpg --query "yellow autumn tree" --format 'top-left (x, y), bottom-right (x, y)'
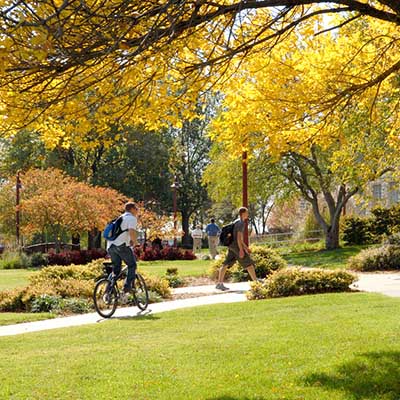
top-left (208, 19), bottom-right (400, 249)
top-left (0, 1), bottom-right (398, 149)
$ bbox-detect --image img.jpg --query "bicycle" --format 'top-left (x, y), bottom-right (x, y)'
top-left (93, 262), bottom-right (149, 318)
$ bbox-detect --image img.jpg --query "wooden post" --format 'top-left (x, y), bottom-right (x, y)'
top-left (242, 151), bottom-right (249, 246)
top-left (16, 171), bottom-right (21, 246)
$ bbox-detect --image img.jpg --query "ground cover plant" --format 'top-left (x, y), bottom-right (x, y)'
top-left (0, 293), bottom-right (399, 399)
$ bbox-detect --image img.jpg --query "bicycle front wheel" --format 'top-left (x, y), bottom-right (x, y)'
top-left (133, 273), bottom-right (149, 311)
top-left (93, 278), bottom-right (118, 318)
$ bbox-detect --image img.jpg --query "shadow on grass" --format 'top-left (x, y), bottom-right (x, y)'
top-left (112, 310), bottom-right (160, 321)
top-left (304, 351), bottom-right (400, 399)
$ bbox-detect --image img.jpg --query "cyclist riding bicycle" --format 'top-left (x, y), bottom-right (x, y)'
top-left (106, 202), bottom-right (139, 303)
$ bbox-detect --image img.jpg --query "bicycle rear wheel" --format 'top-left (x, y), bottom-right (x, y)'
top-left (93, 278), bottom-right (118, 318)
top-left (133, 273), bottom-right (149, 311)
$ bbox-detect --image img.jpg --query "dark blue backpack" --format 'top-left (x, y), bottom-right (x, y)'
top-left (103, 216), bottom-right (126, 241)
top-left (219, 221), bottom-right (236, 246)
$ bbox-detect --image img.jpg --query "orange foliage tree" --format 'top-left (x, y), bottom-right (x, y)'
top-left (0, 168), bottom-right (127, 246)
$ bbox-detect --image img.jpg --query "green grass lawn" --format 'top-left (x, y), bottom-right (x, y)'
top-left (0, 269), bottom-right (37, 291)
top-left (281, 245), bottom-right (369, 269)
top-left (0, 312), bottom-right (54, 326)
top-left (1, 292), bottom-right (399, 399)
top-left (138, 258), bottom-right (212, 277)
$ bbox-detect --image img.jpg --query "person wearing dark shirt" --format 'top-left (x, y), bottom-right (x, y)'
top-left (216, 207), bottom-right (260, 291)
top-left (205, 218), bottom-right (221, 259)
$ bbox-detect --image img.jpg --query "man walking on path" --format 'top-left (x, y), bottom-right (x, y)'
top-left (216, 207), bottom-right (259, 291)
top-left (191, 225), bottom-right (204, 254)
top-left (107, 202), bottom-right (139, 301)
top-left (205, 218), bottom-right (221, 259)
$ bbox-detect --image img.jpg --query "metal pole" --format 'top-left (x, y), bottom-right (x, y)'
top-left (242, 151), bottom-right (249, 246)
top-left (16, 171), bottom-right (21, 246)
top-left (172, 177), bottom-right (178, 247)
top-left (173, 186), bottom-right (177, 247)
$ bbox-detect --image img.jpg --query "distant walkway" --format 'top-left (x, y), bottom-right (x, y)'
top-left (1, 273), bottom-right (400, 337)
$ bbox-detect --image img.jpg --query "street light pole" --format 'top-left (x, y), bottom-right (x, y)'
top-left (242, 151), bottom-right (249, 246)
top-left (171, 177), bottom-right (178, 247)
top-left (16, 171), bottom-right (21, 246)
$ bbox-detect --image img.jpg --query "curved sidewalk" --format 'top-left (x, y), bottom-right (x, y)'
top-left (1, 274), bottom-right (400, 337)
top-left (0, 284), bottom-right (248, 337)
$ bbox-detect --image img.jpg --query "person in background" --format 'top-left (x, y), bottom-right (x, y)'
top-left (191, 224), bottom-right (204, 254)
top-left (205, 218), bottom-right (221, 260)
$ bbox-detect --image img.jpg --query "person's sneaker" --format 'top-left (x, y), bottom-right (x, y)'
top-left (256, 278), bottom-right (265, 283)
top-left (215, 283), bottom-right (230, 291)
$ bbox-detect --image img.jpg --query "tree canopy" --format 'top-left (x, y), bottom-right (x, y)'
top-left (0, 1), bottom-right (399, 147)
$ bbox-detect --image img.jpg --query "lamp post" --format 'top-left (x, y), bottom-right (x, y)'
top-left (171, 176), bottom-right (178, 247)
top-left (242, 151), bottom-right (249, 246)
top-left (16, 171), bottom-right (22, 246)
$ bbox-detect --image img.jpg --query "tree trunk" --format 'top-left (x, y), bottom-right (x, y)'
top-left (88, 228), bottom-right (101, 249)
top-left (325, 223), bottom-right (340, 250)
top-left (181, 211), bottom-right (191, 248)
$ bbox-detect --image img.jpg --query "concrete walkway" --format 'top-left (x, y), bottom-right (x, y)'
top-left (1, 274), bottom-right (400, 337)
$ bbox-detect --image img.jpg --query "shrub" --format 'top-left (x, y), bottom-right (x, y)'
top-left (341, 216), bottom-right (374, 245)
top-left (46, 249), bottom-right (107, 266)
top-left (0, 258), bottom-right (172, 313)
top-left (134, 246), bottom-right (196, 261)
top-left (208, 246), bottom-right (286, 281)
top-left (347, 245), bottom-right (400, 271)
top-left (141, 274), bottom-right (172, 299)
top-left (247, 268), bottom-right (356, 300)
top-left (30, 252), bottom-right (48, 268)
top-left (0, 251), bottom-right (32, 269)
top-left (147, 290), bottom-right (164, 303)
top-left (382, 233), bottom-right (400, 245)
top-left (0, 289), bottom-right (25, 312)
top-left (56, 298), bottom-right (92, 314)
top-left (31, 294), bottom-right (62, 313)
top-left (164, 268), bottom-right (184, 288)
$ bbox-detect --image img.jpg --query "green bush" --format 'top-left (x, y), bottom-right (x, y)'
top-left (208, 246), bottom-right (286, 281)
top-left (30, 252), bottom-right (49, 268)
top-left (31, 294), bottom-right (61, 313)
top-left (56, 298), bottom-right (92, 314)
top-left (164, 268), bottom-right (184, 288)
top-left (347, 245), bottom-right (400, 271)
top-left (147, 290), bottom-right (164, 303)
top-left (341, 216), bottom-right (374, 245)
top-left (0, 251), bottom-right (32, 269)
top-left (247, 268), bottom-right (356, 300)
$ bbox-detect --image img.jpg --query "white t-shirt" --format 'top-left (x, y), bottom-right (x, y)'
top-left (107, 212), bottom-right (138, 249)
top-left (191, 228), bottom-right (203, 239)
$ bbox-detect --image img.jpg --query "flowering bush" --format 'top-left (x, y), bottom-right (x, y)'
top-left (134, 246), bottom-right (196, 261)
top-left (47, 248), bottom-right (107, 266)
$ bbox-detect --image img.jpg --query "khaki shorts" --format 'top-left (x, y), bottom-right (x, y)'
top-left (223, 247), bottom-right (254, 269)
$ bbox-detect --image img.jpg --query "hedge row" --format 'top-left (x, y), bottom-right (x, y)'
top-left (0, 259), bottom-right (171, 313)
top-left (247, 268), bottom-right (356, 300)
